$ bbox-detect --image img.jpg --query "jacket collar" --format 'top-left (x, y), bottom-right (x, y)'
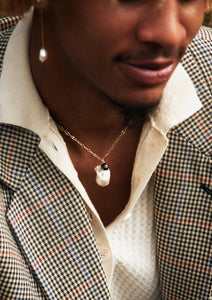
top-left (0, 123), bottom-right (110, 299)
top-left (154, 28), bottom-right (212, 299)
top-left (0, 124), bottom-right (40, 191)
top-left (179, 33), bottom-right (212, 156)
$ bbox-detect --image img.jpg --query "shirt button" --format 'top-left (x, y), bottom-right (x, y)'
top-left (99, 248), bottom-right (110, 262)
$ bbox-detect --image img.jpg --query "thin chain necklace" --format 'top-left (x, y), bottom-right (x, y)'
top-left (57, 123), bottom-right (127, 187)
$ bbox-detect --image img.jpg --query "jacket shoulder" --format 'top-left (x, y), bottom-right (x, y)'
top-left (182, 26), bottom-right (212, 90)
top-left (174, 26), bottom-right (212, 153)
top-left (188, 26), bottom-right (212, 51)
top-left (0, 16), bottom-right (20, 34)
top-left (197, 25), bottom-right (212, 40)
top-left (190, 26), bottom-right (212, 65)
top-left (181, 26), bottom-right (212, 106)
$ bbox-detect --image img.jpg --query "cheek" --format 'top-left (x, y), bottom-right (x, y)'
top-left (181, 3), bottom-right (205, 40)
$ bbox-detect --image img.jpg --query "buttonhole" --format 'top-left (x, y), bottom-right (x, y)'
top-left (88, 211), bottom-right (93, 221)
top-left (200, 183), bottom-right (212, 196)
top-left (53, 144), bottom-right (58, 151)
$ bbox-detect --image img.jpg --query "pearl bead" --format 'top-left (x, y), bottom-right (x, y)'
top-left (95, 165), bottom-right (110, 187)
top-left (39, 48), bottom-right (48, 63)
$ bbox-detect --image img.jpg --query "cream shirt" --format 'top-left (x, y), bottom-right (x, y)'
top-left (0, 9), bottom-right (202, 300)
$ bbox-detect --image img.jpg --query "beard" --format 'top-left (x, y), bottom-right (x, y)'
top-left (109, 97), bottom-right (159, 129)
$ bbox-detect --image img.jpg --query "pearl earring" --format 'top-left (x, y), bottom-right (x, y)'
top-left (37, 0), bottom-right (48, 63)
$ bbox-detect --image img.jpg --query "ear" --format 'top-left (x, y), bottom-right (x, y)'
top-left (31, 0), bottom-right (48, 8)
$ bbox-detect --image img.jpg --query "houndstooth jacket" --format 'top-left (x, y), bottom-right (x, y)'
top-left (0, 17), bottom-right (211, 300)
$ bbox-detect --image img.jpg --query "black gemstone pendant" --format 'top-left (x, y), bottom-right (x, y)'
top-left (101, 163), bottom-right (109, 170)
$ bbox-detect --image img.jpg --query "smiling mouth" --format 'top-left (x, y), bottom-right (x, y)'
top-left (117, 59), bottom-right (176, 86)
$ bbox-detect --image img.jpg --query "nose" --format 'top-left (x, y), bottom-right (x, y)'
top-left (136, 0), bottom-right (186, 52)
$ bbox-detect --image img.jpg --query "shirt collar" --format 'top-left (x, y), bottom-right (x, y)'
top-left (151, 62), bottom-right (202, 134)
top-left (0, 7), bottom-right (50, 138)
top-left (0, 8), bottom-right (203, 226)
top-left (0, 8), bottom-right (202, 138)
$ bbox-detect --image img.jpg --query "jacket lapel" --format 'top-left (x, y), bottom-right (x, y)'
top-left (154, 29), bottom-right (212, 300)
top-left (1, 124), bottom-right (110, 299)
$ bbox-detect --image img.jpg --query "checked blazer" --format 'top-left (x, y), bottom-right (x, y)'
top-left (0, 17), bottom-right (212, 300)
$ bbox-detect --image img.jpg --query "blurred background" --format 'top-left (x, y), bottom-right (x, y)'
top-left (204, 12), bottom-right (212, 26)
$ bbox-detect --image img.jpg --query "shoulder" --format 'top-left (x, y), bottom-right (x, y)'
top-left (188, 26), bottom-right (212, 62)
top-left (188, 26), bottom-right (212, 52)
top-left (0, 16), bottom-right (20, 74)
top-left (177, 27), bottom-right (211, 152)
top-left (0, 16), bottom-right (20, 34)
top-left (181, 26), bottom-right (212, 103)
top-left (196, 26), bottom-right (212, 41)
top-left (182, 26), bottom-right (212, 74)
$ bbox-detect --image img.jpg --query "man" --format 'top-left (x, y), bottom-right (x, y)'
top-left (0, 0), bottom-right (211, 299)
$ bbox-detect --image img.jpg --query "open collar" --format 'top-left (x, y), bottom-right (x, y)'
top-left (0, 7), bottom-right (203, 226)
top-left (0, 8), bottom-right (202, 144)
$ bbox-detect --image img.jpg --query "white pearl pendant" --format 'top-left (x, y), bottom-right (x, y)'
top-left (95, 165), bottom-right (111, 187)
top-left (39, 48), bottom-right (48, 63)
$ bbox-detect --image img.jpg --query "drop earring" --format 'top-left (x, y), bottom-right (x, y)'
top-left (38, 0), bottom-right (48, 63)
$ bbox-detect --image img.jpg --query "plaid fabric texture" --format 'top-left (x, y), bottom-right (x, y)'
top-left (0, 125), bottom-right (110, 299)
top-left (0, 16), bottom-right (19, 75)
top-left (0, 16), bottom-right (211, 300)
top-left (0, 16), bottom-right (20, 33)
top-left (154, 26), bottom-right (212, 300)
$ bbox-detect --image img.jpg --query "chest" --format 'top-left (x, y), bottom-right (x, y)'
top-left (67, 130), bottom-right (141, 226)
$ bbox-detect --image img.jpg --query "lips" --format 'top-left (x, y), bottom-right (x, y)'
top-left (117, 59), bottom-right (176, 86)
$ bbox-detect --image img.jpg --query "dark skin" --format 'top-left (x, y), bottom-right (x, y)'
top-left (30, 0), bottom-right (205, 226)
top-left (30, 8), bottom-right (142, 226)
top-left (63, 128), bottom-right (141, 226)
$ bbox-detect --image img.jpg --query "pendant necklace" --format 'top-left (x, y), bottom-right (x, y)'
top-left (56, 123), bottom-right (127, 187)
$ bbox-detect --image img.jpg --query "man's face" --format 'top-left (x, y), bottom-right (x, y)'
top-left (47, 0), bottom-right (205, 109)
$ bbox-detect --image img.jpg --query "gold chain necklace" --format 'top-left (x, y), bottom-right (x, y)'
top-left (57, 123), bottom-right (127, 187)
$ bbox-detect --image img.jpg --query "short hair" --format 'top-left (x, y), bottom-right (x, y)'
top-left (0, 0), bottom-right (212, 18)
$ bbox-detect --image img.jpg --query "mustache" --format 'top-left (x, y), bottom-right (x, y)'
top-left (117, 44), bottom-right (186, 62)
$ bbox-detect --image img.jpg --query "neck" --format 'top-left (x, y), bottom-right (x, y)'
top-left (30, 9), bottom-right (126, 140)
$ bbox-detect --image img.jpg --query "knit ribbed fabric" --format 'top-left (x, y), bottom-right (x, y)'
top-left (107, 179), bottom-right (161, 299)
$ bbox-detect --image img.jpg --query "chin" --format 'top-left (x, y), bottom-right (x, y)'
top-left (108, 93), bottom-right (161, 128)
top-left (111, 78), bottom-right (166, 107)
top-left (117, 87), bottom-right (163, 109)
